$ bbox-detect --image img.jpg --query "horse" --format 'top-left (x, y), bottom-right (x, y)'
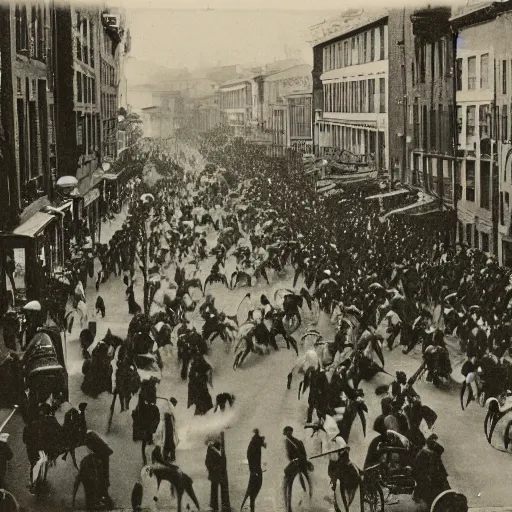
top-left (141, 462), bottom-right (200, 512)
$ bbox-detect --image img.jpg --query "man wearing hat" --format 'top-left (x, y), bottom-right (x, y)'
top-left (282, 426), bottom-right (311, 512)
top-left (240, 429), bottom-right (266, 512)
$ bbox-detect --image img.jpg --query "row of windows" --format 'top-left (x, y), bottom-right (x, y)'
top-left (220, 88), bottom-right (249, 110)
top-left (100, 59), bottom-right (116, 87)
top-left (412, 37), bottom-right (451, 86)
top-left (101, 92), bottom-right (117, 120)
top-left (76, 72), bottom-right (96, 104)
top-left (15, 3), bottom-right (46, 61)
top-left (323, 78), bottom-right (386, 114)
top-left (456, 103), bottom-right (511, 149)
top-left (322, 25), bottom-right (387, 72)
top-left (463, 159), bottom-right (491, 210)
top-left (411, 102), bottom-right (453, 154)
top-left (460, 223), bottom-right (491, 253)
top-left (76, 112), bottom-right (99, 156)
top-left (289, 97), bottom-right (312, 138)
top-left (411, 155), bottom-right (453, 201)
top-left (456, 56), bottom-right (512, 97)
top-left (75, 14), bottom-right (95, 68)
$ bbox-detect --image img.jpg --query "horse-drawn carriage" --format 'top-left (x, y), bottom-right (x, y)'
top-left (23, 329), bottom-right (68, 411)
top-left (0, 326), bottom-right (68, 418)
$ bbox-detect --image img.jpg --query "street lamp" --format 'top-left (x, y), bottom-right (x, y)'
top-left (55, 176), bottom-right (79, 198)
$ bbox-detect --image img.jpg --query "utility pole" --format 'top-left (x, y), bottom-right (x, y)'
top-left (220, 431), bottom-right (231, 512)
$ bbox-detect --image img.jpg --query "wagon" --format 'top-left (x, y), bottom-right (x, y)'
top-left (22, 330), bottom-right (68, 413)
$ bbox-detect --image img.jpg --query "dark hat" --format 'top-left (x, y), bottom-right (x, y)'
top-left (283, 426), bottom-right (293, 434)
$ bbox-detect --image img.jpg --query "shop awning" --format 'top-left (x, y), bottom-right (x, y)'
top-left (380, 197), bottom-right (437, 220)
top-left (10, 212), bottom-right (56, 239)
top-left (366, 189), bottom-right (410, 200)
top-left (103, 173), bottom-right (119, 181)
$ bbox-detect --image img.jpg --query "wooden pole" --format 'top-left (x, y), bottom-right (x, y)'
top-left (220, 430), bottom-right (231, 512)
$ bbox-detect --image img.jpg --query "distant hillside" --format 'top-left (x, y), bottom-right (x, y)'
top-left (125, 57), bottom-right (190, 88)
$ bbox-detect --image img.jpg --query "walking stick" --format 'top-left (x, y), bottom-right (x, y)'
top-left (220, 431), bottom-right (232, 512)
top-left (106, 391), bottom-right (117, 434)
top-left (0, 405), bottom-right (18, 432)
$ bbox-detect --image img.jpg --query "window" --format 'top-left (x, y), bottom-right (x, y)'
top-left (77, 72), bottom-right (82, 102)
top-left (456, 58), bottom-right (463, 90)
top-left (503, 105), bottom-right (508, 142)
top-left (430, 108), bottom-right (437, 150)
top-left (466, 106), bottom-right (476, 141)
top-left (370, 30), bottom-right (375, 61)
top-left (438, 39), bottom-right (444, 77)
top-left (379, 25), bottom-right (385, 60)
top-left (466, 224), bottom-right (473, 246)
top-left (481, 232), bottom-right (490, 253)
top-left (15, 5), bottom-right (29, 53)
top-left (413, 102), bottom-right (419, 144)
top-left (468, 57), bottom-right (476, 90)
top-left (431, 42), bottom-right (436, 80)
top-left (363, 32), bottom-right (368, 63)
top-left (465, 160), bottom-right (475, 201)
top-left (419, 44), bottom-right (426, 83)
top-left (368, 79), bottom-right (375, 113)
top-left (379, 78), bottom-right (386, 113)
top-left (503, 60), bottom-right (508, 95)
top-left (480, 54), bottom-right (489, 88)
top-left (76, 37), bottom-right (82, 60)
top-left (480, 160), bottom-right (490, 210)
top-left (92, 78), bottom-right (96, 104)
top-left (479, 104), bottom-right (491, 139)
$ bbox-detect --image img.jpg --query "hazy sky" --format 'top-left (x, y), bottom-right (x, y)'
top-left (126, 9), bottom-right (337, 69)
top-left (123, 0), bottom-right (464, 70)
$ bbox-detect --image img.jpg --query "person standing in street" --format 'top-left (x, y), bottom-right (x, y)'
top-left (282, 426), bottom-right (312, 512)
top-left (205, 439), bottom-right (226, 512)
top-left (240, 429), bottom-right (266, 512)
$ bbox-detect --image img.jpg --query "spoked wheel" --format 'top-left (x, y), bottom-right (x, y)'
top-left (360, 481), bottom-right (384, 512)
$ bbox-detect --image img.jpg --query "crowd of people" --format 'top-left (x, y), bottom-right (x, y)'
top-left (3, 127), bottom-right (510, 511)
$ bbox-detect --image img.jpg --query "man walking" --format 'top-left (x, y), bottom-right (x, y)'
top-left (205, 439), bottom-right (226, 511)
top-left (240, 429), bottom-right (266, 512)
top-left (282, 426), bottom-right (311, 512)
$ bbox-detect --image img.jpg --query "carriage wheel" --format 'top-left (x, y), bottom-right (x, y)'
top-left (360, 481), bottom-right (384, 512)
top-left (283, 314), bottom-right (301, 335)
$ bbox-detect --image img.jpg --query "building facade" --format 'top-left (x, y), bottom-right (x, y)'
top-left (404, 7), bottom-right (456, 207)
top-left (288, 92), bottom-right (313, 153)
top-left (258, 64), bottom-right (312, 147)
top-left (0, 2), bottom-right (127, 313)
top-left (310, 9), bottom-right (392, 173)
top-left (0, 1), bottom-right (67, 311)
top-left (451, 1), bottom-right (512, 260)
top-left (219, 77), bottom-right (254, 137)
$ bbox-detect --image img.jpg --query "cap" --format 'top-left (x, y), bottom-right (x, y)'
top-left (283, 426), bottom-right (293, 434)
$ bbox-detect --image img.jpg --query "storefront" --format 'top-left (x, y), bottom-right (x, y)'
top-left (81, 187), bottom-right (102, 246)
top-left (0, 211), bottom-right (60, 314)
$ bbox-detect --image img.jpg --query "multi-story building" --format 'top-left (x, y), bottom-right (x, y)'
top-left (0, 1), bottom-right (66, 312)
top-left (404, 7), bottom-right (456, 207)
top-left (191, 91), bottom-right (222, 133)
top-left (288, 92), bottom-right (313, 154)
top-left (451, 1), bottom-right (512, 260)
top-left (310, 9), bottom-right (393, 173)
top-left (219, 77), bottom-right (254, 137)
top-left (99, 8), bottom-right (125, 159)
top-left (257, 64), bottom-right (312, 147)
top-left (139, 91), bottom-right (184, 138)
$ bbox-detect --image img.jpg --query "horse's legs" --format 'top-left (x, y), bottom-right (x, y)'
top-left (287, 372), bottom-right (293, 390)
top-left (70, 449), bottom-right (79, 470)
top-left (142, 441), bottom-right (147, 466)
top-left (239, 346), bottom-right (252, 366)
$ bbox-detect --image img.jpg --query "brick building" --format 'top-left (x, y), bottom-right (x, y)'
top-left (310, 9), bottom-right (399, 175)
top-left (0, 2), bottom-right (127, 313)
top-left (403, 7), bottom-right (456, 207)
top-left (451, 1), bottom-right (512, 260)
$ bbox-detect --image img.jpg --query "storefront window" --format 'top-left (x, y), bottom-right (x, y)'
top-left (3, 247), bottom-right (28, 306)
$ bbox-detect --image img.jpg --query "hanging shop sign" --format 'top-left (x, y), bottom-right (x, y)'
top-left (83, 188), bottom-right (100, 207)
